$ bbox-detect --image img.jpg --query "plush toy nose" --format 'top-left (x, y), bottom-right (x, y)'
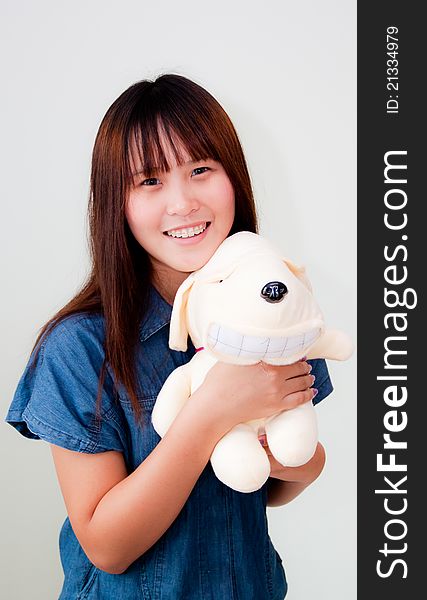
top-left (260, 281), bottom-right (288, 303)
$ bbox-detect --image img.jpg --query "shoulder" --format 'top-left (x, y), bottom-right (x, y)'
top-left (5, 311), bottom-right (126, 453)
top-left (35, 312), bottom-right (107, 366)
top-left (41, 312), bottom-right (106, 346)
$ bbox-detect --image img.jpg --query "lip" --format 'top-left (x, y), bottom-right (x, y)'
top-left (163, 220), bottom-right (210, 234)
top-left (163, 221), bottom-right (212, 244)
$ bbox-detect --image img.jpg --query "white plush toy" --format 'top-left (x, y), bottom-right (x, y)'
top-left (152, 232), bottom-right (353, 493)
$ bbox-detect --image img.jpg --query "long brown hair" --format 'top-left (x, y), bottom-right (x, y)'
top-left (29, 73), bottom-right (259, 425)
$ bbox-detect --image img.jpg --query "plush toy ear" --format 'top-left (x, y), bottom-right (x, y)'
top-left (282, 257), bottom-right (313, 293)
top-left (169, 273), bottom-right (196, 351)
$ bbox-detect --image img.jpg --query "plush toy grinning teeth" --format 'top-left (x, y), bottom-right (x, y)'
top-left (207, 323), bottom-right (322, 360)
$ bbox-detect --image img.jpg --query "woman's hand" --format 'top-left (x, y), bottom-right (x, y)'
top-left (259, 437), bottom-right (326, 484)
top-left (196, 357), bottom-right (317, 435)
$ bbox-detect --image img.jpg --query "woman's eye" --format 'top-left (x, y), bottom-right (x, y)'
top-left (141, 177), bottom-right (160, 186)
top-left (192, 166), bottom-right (210, 176)
top-left (139, 166), bottom-right (210, 186)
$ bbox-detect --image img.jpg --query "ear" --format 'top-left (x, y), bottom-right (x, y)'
top-left (169, 273), bottom-right (196, 351)
top-left (282, 257), bottom-right (313, 293)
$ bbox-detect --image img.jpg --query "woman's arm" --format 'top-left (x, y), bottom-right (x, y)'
top-left (51, 387), bottom-right (225, 576)
top-left (265, 441), bottom-right (326, 507)
top-left (51, 360), bottom-right (314, 575)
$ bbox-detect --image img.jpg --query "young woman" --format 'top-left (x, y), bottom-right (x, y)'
top-left (5, 74), bottom-right (332, 599)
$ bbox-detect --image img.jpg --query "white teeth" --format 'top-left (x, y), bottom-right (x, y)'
top-left (207, 323), bottom-right (321, 360)
top-left (167, 223), bottom-right (207, 238)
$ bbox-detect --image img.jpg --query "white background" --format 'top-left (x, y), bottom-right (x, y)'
top-left (0, 1), bottom-right (356, 598)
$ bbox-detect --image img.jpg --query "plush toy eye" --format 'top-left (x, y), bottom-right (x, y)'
top-left (203, 270), bottom-right (234, 284)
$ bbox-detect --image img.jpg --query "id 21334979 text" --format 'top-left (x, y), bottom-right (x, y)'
top-left (386, 26), bottom-right (399, 114)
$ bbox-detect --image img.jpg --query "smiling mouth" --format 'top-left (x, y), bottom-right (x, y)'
top-left (207, 323), bottom-right (321, 360)
top-left (163, 221), bottom-right (211, 238)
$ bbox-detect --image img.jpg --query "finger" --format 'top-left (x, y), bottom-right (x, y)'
top-left (282, 387), bottom-right (317, 410)
top-left (282, 360), bottom-right (313, 380)
top-left (286, 362), bottom-right (313, 381)
top-left (284, 373), bottom-right (316, 395)
top-left (264, 445), bottom-right (272, 456)
top-left (258, 437), bottom-right (272, 453)
top-left (262, 360), bottom-right (311, 380)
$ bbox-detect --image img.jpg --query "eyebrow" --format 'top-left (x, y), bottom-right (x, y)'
top-left (131, 158), bottom-right (206, 177)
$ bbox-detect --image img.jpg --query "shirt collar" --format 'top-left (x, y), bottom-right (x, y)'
top-left (139, 284), bottom-right (173, 342)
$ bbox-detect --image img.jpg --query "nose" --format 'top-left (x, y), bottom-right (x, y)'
top-left (166, 184), bottom-right (200, 216)
top-left (260, 281), bottom-right (288, 303)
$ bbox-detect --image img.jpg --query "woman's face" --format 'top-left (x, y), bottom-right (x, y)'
top-left (125, 134), bottom-right (235, 287)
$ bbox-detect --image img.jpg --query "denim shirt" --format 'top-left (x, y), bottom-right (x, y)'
top-left (5, 284), bottom-right (333, 600)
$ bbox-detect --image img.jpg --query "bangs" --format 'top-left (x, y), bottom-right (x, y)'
top-left (125, 97), bottom-right (222, 182)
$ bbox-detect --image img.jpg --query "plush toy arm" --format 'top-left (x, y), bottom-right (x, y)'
top-left (152, 365), bottom-right (192, 438)
top-left (306, 328), bottom-right (354, 361)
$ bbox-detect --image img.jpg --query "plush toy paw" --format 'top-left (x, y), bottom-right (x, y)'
top-left (210, 424), bottom-right (271, 493)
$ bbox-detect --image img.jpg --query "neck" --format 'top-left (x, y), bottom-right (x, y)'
top-left (151, 263), bottom-right (190, 306)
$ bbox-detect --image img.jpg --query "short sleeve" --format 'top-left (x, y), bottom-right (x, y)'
top-left (307, 358), bottom-right (334, 405)
top-left (4, 315), bottom-right (127, 454)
